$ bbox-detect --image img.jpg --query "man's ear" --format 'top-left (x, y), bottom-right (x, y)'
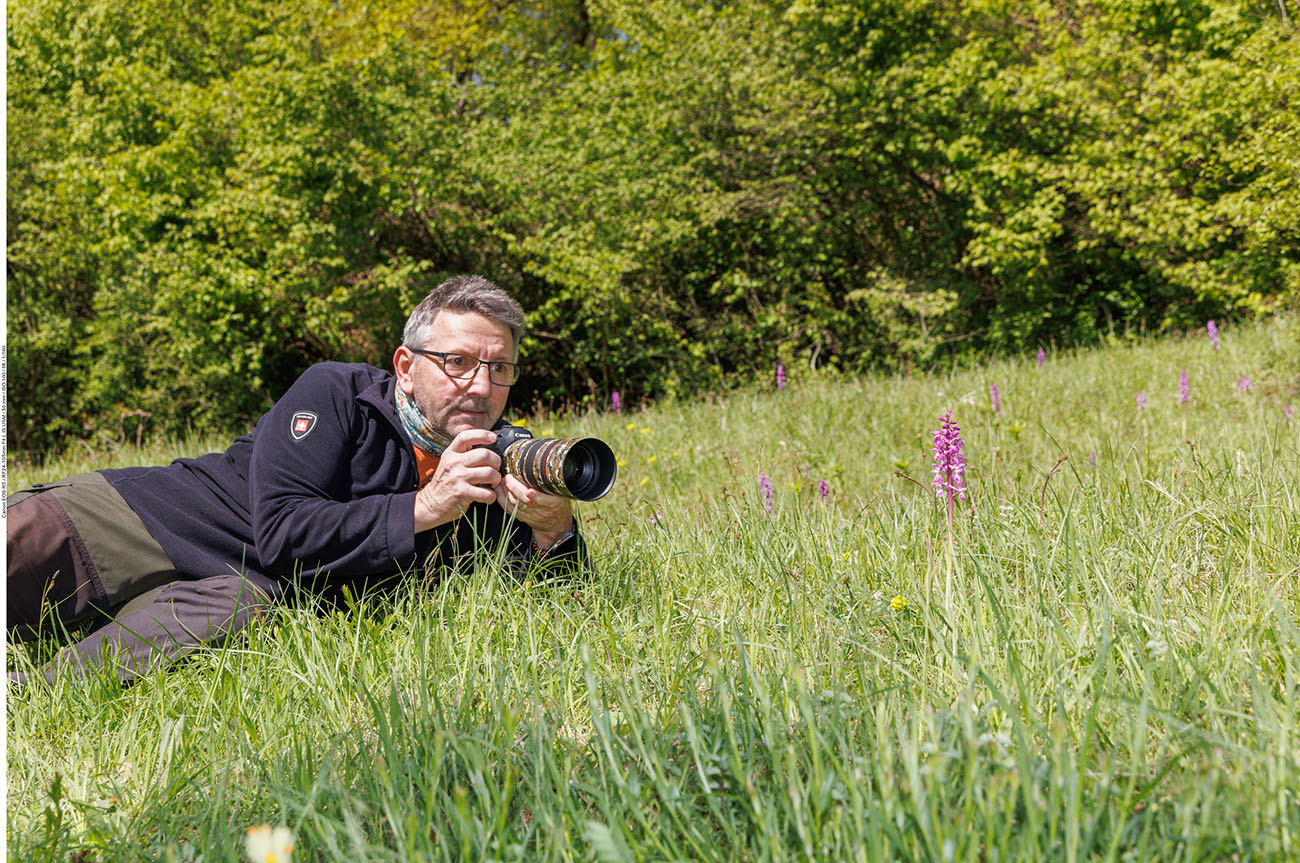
top-left (393, 346), bottom-right (417, 395)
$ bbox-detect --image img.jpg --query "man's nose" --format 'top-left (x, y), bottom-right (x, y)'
top-left (465, 363), bottom-right (495, 396)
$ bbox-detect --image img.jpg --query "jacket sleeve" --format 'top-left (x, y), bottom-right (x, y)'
top-left (423, 500), bottom-right (590, 582)
top-left (248, 366), bottom-right (419, 577)
top-left (505, 521), bottom-right (591, 580)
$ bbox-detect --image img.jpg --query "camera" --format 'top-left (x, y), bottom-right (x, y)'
top-left (490, 425), bottom-right (618, 501)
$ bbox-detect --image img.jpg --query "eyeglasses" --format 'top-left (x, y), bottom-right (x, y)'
top-left (409, 348), bottom-right (521, 386)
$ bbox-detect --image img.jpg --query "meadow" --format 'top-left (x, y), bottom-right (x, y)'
top-left (6, 317), bottom-right (1299, 862)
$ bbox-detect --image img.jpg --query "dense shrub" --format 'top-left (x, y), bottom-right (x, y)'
top-left (7, 0), bottom-right (1298, 455)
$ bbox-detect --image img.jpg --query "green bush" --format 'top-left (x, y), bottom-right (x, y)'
top-left (7, 0), bottom-right (1298, 456)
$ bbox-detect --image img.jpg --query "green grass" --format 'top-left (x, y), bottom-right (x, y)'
top-left (7, 317), bottom-right (1300, 861)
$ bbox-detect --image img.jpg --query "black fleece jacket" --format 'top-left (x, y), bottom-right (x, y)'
top-left (101, 362), bottom-right (585, 584)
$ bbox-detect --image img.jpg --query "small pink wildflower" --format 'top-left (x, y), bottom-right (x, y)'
top-left (931, 410), bottom-right (968, 531)
top-left (817, 479), bottom-right (830, 501)
top-left (776, 364), bottom-right (786, 391)
top-left (1089, 451), bottom-right (1097, 465)
top-left (1137, 390), bottom-right (1147, 410)
top-left (759, 473), bottom-right (775, 511)
top-left (990, 383), bottom-right (1002, 415)
top-left (611, 391), bottom-right (622, 413)
top-left (1207, 320), bottom-right (1220, 351)
top-left (1285, 405), bottom-right (1295, 420)
top-left (931, 411), bottom-right (968, 503)
top-left (1236, 375), bottom-right (1252, 393)
top-left (1178, 370), bottom-right (1190, 404)
top-left (1037, 347), bottom-right (1046, 367)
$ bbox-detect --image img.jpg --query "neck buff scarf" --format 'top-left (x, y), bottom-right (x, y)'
top-left (396, 386), bottom-right (454, 456)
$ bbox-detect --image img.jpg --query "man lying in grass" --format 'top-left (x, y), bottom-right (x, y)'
top-left (7, 275), bottom-right (587, 685)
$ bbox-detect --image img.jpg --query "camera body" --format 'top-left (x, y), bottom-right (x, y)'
top-left (489, 425), bottom-right (618, 501)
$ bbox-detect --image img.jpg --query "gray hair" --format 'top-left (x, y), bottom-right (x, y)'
top-left (403, 275), bottom-right (525, 356)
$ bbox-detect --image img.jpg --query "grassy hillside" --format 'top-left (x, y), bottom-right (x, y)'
top-left (6, 316), bottom-right (1299, 861)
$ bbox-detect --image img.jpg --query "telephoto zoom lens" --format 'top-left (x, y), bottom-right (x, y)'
top-left (496, 430), bottom-right (618, 501)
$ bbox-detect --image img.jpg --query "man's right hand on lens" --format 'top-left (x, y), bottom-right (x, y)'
top-left (413, 429), bottom-right (503, 531)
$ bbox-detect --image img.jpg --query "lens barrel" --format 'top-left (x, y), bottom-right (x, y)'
top-left (495, 429), bottom-right (618, 501)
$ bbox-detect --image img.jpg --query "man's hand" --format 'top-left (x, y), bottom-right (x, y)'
top-left (495, 473), bottom-right (574, 549)
top-left (413, 429), bottom-right (502, 532)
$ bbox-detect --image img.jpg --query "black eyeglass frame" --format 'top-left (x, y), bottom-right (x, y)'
top-left (408, 348), bottom-right (521, 386)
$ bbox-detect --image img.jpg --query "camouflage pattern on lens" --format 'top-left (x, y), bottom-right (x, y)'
top-left (504, 438), bottom-right (577, 498)
top-left (492, 425), bottom-right (617, 500)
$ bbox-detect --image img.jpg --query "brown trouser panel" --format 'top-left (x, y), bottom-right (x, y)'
top-left (7, 473), bottom-right (281, 683)
top-left (6, 487), bottom-right (110, 635)
top-left (7, 473), bottom-right (177, 638)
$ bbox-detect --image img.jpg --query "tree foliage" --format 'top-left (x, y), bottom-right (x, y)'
top-left (7, 0), bottom-right (1298, 455)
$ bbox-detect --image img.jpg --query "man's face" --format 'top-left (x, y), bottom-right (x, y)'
top-left (399, 310), bottom-right (514, 439)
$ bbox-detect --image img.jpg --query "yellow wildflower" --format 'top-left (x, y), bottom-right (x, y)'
top-left (890, 595), bottom-right (908, 612)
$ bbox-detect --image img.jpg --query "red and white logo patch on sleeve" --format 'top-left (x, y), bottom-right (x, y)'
top-left (290, 411), bottom-right (319, 440)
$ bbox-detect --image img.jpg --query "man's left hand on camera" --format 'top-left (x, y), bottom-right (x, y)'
top-left (496, 473), bottom-right (574, 549)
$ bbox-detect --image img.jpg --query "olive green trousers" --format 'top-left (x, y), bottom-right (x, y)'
top-left (6, 472), bottom-right (279, 684)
